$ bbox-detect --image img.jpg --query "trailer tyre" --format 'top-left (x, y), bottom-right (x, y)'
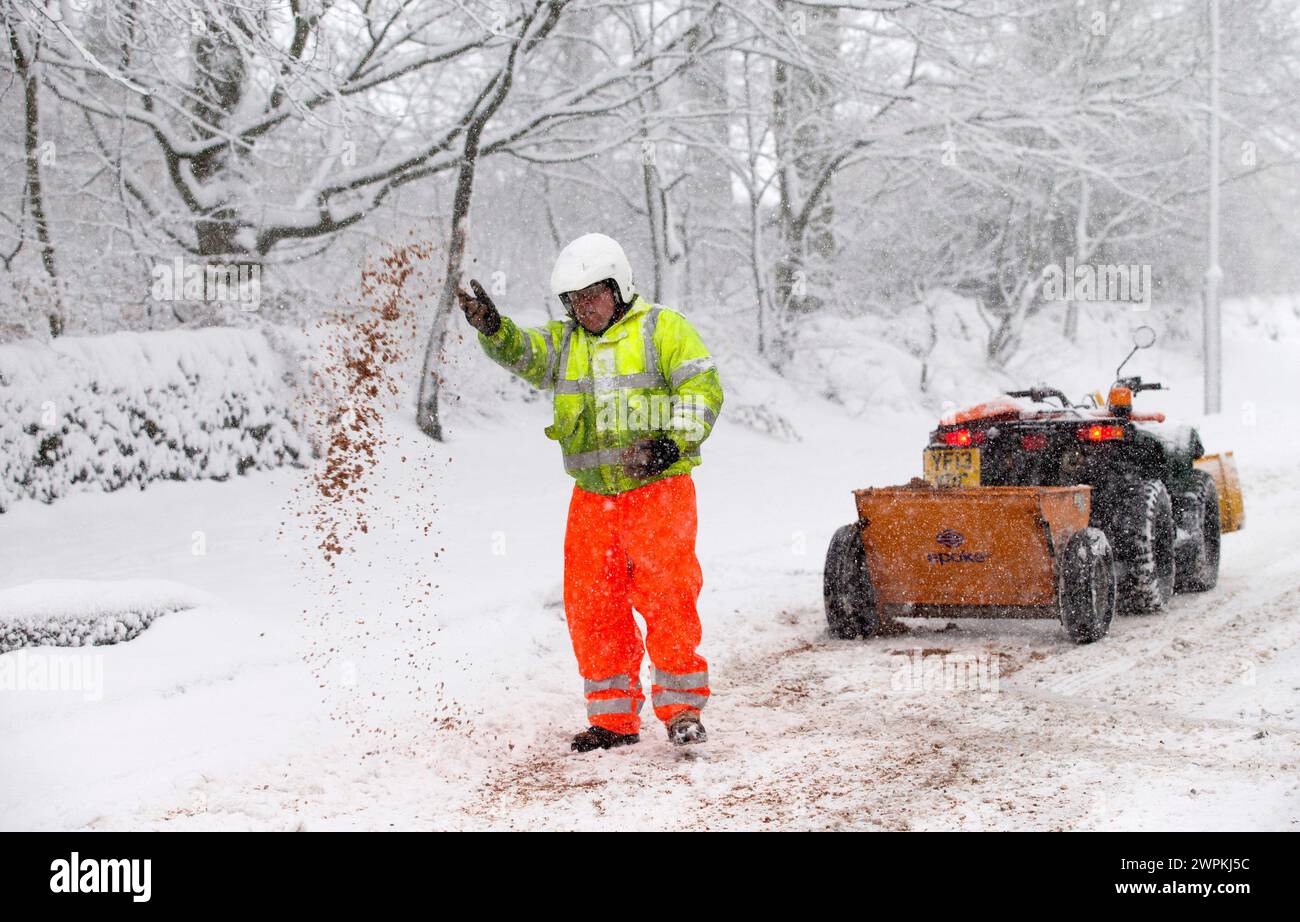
top-left (1175, 469), bottom-right (1221, 593)
top-left (1107, 479), bottom-right (1176, 615)
top-left (1058, 527), bottom-right (1116, 643)
top-left (824, 523), bottom-right (881, 639)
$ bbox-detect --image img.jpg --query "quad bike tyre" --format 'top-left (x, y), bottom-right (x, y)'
top-left (1105, 479), bottom-right (1176, 614)
top-left (1175, 468), bottom-right (1221, 593)
top-left (824, 523), bottom-right (882, 639)
top-left (1057, 527), bottom-right (1117, 643)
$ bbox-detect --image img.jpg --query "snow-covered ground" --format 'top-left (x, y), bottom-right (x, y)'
top-left (2, 298), bottom-right (1298, 830)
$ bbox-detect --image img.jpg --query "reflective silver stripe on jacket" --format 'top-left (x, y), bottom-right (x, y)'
top-left (541, 332), bottom-right (559, 388)
top-left (564, 447), bottom-right (626, 472)
top-left (564, 444), bottom-right (702, 472)
top-left (683, 402), bottom-right (718, 427)
top-left (643, 306), bottom-right (665, 386)
top-left (558, 370), bottom-right (666, 395)
top-left (670, 400), bottom-right (718, 432)
top-left (511, 335), bottom-right (536, 374)
top-left (669, 356), bottom-right (717, 388)
top-left (652, 690), bottom-right (709, 709)
top-left (553, 322), bottom-right (576, 391)
top-left (653, 668), bottom-right (709, 690)
top-left (553, 305), bottom-right (669, 395)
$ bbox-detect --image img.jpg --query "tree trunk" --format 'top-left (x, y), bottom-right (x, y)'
top-left (413, 1), bottom-right (540, 440)
top-left (989, 272), bottom-right (1047, 366)
top-left (416, 148), bottom-right (479, 441)
top-left (190, 13), bottom-right (251, 259)
top-left (415, 28), bottom-right (528, 438)
top-left (681, 3), bottom-right (731, 305)
top-left (1063, 175), bottom-right (1090, 342)
top-left (642, 147), bottom-right (683, 304)
top-left (8, 23), bottom-right (63, 337)
top-left (769, 1), bottom-right (839, 364)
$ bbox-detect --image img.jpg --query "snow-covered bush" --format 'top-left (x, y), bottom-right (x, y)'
top-left (0, 328), bottom-right (307, 512)
top-left (0, 579), bottom-right (202, 653)
top-left (1, 604), bottom-right (175, 654)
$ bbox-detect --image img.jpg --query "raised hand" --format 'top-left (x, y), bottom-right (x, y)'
top-left (457, 278), bottom-right (501, 335)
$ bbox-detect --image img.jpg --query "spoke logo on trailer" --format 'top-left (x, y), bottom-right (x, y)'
top-left (928, 528), bottom-right (991, 564)
top-left (935, 529), bottom-right (965, 548)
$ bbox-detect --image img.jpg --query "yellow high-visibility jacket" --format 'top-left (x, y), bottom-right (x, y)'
top-left (477, 295), bottom-right (724, 495)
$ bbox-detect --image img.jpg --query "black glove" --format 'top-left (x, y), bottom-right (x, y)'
top-left (456, 278), bottom-right (501, 336)
top-left (621, 437), bottom-right (681, 479)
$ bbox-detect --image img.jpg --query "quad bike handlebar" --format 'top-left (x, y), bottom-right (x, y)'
top-left (1006, 386), bottom-right (1068, 406)
top-left (1002, 330), bottom-right (1169, 417)
top-left (1005, 386), bottom-right (1090, 410)
top-left (1115, 375), bottom-right (1168, 394)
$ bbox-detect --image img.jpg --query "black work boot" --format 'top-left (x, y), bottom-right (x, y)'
top-left (666, 712), bottom-right (707, 745)
top-left (571, 725), bottom-right (640, 753)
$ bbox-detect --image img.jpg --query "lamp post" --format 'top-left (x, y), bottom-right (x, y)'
top-left (1204, 0), bottom-right (1223, 415)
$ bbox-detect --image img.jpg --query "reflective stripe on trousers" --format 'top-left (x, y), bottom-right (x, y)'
top-left (583, 673), bottom-right (645, 719)
top-left (651, 667), bottom-right (709, 712)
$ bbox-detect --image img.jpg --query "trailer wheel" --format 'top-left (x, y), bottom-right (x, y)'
top-left (824, 523), bottom-right (881, 639)
top-left (1175, 469), bottom-right (1221, 593)
top-left (1058, 527), bottom-right (1116, 643)
top-left (1106, 479), bottom-right (1176, 614)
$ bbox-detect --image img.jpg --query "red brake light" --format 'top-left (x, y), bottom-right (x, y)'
top-left (1079, 424), bottom-right (1124, 442)
top-left (1021, 433), bottom-right (1047, 451)
top-left (942, 428), bottom-right (985, 447)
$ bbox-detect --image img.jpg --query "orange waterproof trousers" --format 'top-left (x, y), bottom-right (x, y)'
top-left (563, 474), bottom-right (710, 735)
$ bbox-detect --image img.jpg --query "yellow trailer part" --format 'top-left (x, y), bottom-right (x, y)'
top-left (1194, 451), bottom-right (1245, 533)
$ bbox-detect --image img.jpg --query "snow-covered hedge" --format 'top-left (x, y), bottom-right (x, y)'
top-left (0, 328), bottom-right (307, 512)
top-left (1, 602), bottom-right (174, 654)
top-left (0, 579), bottom-right (203, 653)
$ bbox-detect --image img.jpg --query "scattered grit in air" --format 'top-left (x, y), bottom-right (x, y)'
top-left (285, 235), bottom-right (471, 756)
top-left (307, 242), bottom-right (424, 564)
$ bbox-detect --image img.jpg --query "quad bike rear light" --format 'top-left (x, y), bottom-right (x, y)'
top-left (1079, 424), bottom-right (1125, 442)
top-left (942, 428), bottom-right (985, 447)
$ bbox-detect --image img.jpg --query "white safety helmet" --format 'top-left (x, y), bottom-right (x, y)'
top-left (549, 233), bottom-right (635, 304)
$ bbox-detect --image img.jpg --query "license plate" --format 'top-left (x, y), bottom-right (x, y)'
top-left (923, 448), bottom-right (980, 486)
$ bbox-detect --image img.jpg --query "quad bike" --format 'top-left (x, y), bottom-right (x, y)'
top-left (825, 326), bottom-right (1244, 644)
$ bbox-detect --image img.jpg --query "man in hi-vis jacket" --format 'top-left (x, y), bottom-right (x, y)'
top-left (457, 233), bottom-right (724, 751)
